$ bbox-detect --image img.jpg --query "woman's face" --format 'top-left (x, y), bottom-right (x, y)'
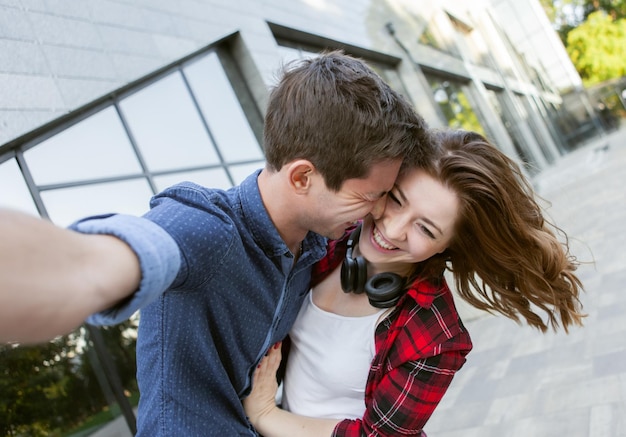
top-left (359, 168), bottom-right (459, 273)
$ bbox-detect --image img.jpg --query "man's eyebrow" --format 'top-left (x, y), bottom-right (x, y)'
top-left (365, 191), bottom-right (388, 201)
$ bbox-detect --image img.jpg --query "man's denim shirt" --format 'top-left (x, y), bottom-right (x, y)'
top-left (71, 170), bottom-right (327, 436)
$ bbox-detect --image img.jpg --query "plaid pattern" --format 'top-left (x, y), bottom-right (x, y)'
top-left (312, 229), bottom-right (473, 437)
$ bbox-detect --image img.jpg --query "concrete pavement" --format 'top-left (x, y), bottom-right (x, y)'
top-left (427, 125), bottom-right (626, 437)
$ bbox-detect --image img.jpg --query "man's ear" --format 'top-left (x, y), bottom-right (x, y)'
top-left (287, 160), bottom-right (315, 193)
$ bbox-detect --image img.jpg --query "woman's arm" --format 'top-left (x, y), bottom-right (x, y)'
top-left (333, 353), bottom-right (464, 436)
top-left (243, 344), bottom-right (341, 437)
top-left (244, 347), bottom-right (466, 437)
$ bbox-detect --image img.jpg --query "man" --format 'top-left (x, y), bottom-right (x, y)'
top-left (0, 51), bottom-right (430, 435)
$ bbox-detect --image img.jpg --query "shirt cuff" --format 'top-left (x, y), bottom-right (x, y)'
top-left (68, 213), bottom-right (181, 325)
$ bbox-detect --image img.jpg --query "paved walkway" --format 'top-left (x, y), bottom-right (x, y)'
top-left (427, 126), bottom-right (626, 437)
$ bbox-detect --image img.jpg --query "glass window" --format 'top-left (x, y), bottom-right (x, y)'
top-left (419, 26), bottom-right (444, 51)
top-left (41, 179), bottom-right (154, 227)
top-left (0, 158), bottom-right (38, 215)
top-left (427, 76), bottom-right (486, 135)
top-left (153, 167), bottom-right (233, 192)
top-left (23, 107), bottom-right (143, 186)
top-left (419, 15), bottom-right (460, 58)
top-left (119, 72), bottom-right (221, 172)
top-left (184, 53), bottom-right (263, 163)
top-left (485, 89), bottom-right (537, 172)
top-left (0, 44), bottom-right (265, 437)
top-left (450, 19), bottom-right (494, 69)
top-left (229, 162), bottom-right (265, 185)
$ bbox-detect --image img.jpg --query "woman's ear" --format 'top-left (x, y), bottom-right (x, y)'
top-left (287, 160), bottom-right (315, 193)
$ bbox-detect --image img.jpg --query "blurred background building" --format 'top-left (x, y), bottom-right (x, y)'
top-left (0, 0), bottom-right (620, 435)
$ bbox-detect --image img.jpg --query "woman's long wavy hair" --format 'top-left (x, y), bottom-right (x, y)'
top-left (413, 129), bottom-right (585, 332)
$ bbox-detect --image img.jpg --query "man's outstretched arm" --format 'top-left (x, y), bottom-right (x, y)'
top-left (0, 208), bottom-right (141, 344)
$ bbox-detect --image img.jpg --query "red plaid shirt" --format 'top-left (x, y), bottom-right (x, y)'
top-left (311, 230), bottom-right (473, 437)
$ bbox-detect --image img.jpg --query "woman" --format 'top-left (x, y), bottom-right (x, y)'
top-left (243, 129), bottom-right (585, 437)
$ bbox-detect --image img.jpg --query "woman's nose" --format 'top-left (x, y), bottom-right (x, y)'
top-left (382, 213), bottom-right (406, 241)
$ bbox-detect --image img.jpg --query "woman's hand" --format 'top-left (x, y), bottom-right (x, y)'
top-left (244, 342), bottom-right (282, 427)
top-left (244, 342), bottom-right (340, 437)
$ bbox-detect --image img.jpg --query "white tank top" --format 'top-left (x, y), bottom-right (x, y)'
top-left (282, 292), bottom-right (386, 419)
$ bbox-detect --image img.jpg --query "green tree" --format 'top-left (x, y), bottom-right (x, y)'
top-left (0, 339), bottom-right (75, 436)
top-left (0, 320), bottom-right (138, 437)
top-left (540, 0), bottom-right (626, 42)
top-left (566, 11), bottom-right (626, 85)
top-left (581, 0), bottom-right (626, 21)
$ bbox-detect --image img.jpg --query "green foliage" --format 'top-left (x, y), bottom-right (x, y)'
top-left (1, 340), bottom-right (72, 436)
top-left (566, 11), bottom-right (626, 85)
top-left (581, 0), bottom-right (626, 21)
top-left (0, 320), bottom-right (138, 437)
top-left (542, 0), bottom-right (626, 42)
top-left (432, 82), bottom-right (486, 136)
top-left (445, 92), bottom-right (486, 135)
top-left (539, 1), bottom-right (626, 85)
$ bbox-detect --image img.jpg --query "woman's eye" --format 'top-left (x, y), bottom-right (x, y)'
top-left (388, 192), bottom-right (401, 205)
top-left (420, 225), bottom-right (435, 239)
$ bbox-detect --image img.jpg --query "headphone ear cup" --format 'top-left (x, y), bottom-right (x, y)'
top-left (353, 256), bottom-right (367, 294)
top-left (341, 255), bottom-right (368, 294)
top-left (365, 272), bottom-right (405, 308)
top-left (340, 257), bottom-right (356, 292)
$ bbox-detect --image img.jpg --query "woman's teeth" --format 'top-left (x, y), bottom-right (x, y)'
top-left (373, 227), bottom-right (397, 250)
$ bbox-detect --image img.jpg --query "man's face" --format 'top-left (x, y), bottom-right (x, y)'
top-left (305, 160), bottom-right (402, 239)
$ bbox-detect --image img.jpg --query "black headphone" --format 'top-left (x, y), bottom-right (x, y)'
top-left (340, 225), bottom-right (406, 308)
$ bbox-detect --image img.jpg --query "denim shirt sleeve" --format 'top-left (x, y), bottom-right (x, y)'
top-left (68, 213), bottom-right (181, 326)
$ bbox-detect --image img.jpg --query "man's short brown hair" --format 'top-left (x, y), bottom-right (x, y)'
top-left (263, 50), bottom-right (430, 191)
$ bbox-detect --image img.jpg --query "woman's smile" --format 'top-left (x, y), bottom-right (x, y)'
top-left (371, 226), bottom-right (397, 252)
